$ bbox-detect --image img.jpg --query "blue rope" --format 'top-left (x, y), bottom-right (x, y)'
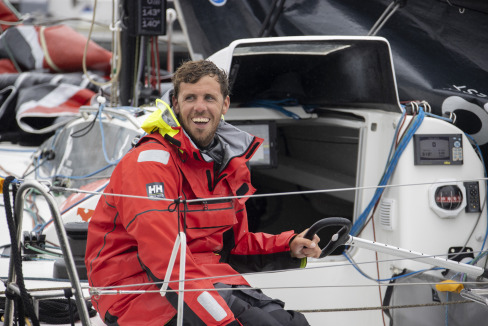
top-left (244, 98), bottom-right (302, 119)
top-left (351, 108), bottom-right (425, 236)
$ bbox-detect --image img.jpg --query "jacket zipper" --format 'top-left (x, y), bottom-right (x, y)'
top-left (188, 199), bottom-right (232, 211)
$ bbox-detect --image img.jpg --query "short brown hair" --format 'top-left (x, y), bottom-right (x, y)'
top-left (172, 60), bottom-right (229, 99)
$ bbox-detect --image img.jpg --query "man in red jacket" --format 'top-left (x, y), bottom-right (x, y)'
top-left (85, 60), bottom-right (321, 325)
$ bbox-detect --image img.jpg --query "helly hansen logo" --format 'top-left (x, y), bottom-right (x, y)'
top-left (146, 182), bottom-right (165, 198)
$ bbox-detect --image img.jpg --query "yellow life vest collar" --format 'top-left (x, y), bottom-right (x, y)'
top-left (141, 99), bottom-right (181, 138)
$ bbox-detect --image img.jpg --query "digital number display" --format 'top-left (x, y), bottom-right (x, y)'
top-left (138, 0), bottom-right (166, 35)
top-left (413, 134), bottom-right (463, 165)
top-left (418, 137), bottom-right (449, 160)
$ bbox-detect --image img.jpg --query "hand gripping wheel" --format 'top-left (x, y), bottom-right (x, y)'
top-left (304, 217), bottom-right (488, 280)
top-left (304, 217), bottom-right (351, 258)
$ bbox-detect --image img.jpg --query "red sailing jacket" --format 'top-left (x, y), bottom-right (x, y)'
top-left (85, 117), bottom-right (304, 325)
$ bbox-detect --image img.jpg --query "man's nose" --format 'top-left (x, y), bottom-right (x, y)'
top-left (194, 97), bottom-right (207, 112)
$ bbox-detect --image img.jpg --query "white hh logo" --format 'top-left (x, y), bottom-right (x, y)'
top-left (146, 182), bottom-right (165, 198)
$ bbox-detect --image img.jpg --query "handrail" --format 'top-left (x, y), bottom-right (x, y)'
top-left (79, 105), bottom-right (142, 130)
top-left (3, 180), bottom-right (92, 326)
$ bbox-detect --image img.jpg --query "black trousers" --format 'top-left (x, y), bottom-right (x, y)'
top-left (166, 283), bottom-right (310, 326)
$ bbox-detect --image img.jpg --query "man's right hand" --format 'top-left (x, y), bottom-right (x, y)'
top-left (290, 229), bottom-right (321, 259)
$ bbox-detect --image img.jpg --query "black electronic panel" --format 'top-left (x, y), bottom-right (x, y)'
top-left (413, 134), bottom-right (463, 165)
top-left (126, 0), bottom-right (167, 36)
top-left (231, 121), bottom-right (277, 168)
top-left (464, 181), bottom-right (481, 213)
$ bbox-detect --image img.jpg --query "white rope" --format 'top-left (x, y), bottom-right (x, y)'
top-left (81, 0), bottom-right (123, 88)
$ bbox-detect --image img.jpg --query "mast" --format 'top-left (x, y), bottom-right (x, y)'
top-left (119, 0), bottom-right (167, 106)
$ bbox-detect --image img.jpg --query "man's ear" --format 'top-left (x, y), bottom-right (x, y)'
top-left (172, 95), bottom-right (179, 114)
top-left (222, 95), bottom-right (230, 115)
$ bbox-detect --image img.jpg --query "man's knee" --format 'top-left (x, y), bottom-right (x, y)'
top-left (269, 309), bottom-right (310, 326)
top-left (235, 306), bottom-right (282, 326)
top-left (234, 306), bottom-right (309, 326)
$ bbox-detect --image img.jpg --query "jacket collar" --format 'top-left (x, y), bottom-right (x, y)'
top-left (140, 104), bottom-right (262, 172)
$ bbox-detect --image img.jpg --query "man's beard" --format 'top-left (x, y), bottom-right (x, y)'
top-left (177, 113), bottom-right (217, 149)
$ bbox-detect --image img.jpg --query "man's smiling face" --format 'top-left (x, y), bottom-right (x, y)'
top-left (173, 75), bottom-right (230, 148)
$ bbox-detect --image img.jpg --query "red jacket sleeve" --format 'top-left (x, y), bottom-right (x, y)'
top-left (225, 200), bottom-right (305, 273)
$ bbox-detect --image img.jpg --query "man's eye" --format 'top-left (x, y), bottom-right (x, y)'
top-left (205, 95), bottom-right (215, 101)
top-left (185, 95), bottom-right (195, 101)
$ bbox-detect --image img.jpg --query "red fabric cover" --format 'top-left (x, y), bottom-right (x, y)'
top-left (0, 2), bottom-right (19, 32)
top-left (0, 58), bottom-right (18, 73)
top-left (38, 25), bottom-right (112, 74)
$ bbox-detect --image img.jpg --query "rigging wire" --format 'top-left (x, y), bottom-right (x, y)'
top-left (258, 0), bottom-right (286, 37)
top-left (89, 264), bottom-right (488, 293)
top-left (2, 279), bottom-right (486, 297)
top-left (42, 176), bottom-right (488, 206)
top-left (368, 0), bottom-right (404, 36)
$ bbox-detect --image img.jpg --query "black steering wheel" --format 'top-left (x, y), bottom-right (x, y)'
top-left (303, 217), bottom-right (352, 258)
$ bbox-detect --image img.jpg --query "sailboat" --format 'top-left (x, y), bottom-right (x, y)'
top-left (2, 1), bottom-right (488, 325)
